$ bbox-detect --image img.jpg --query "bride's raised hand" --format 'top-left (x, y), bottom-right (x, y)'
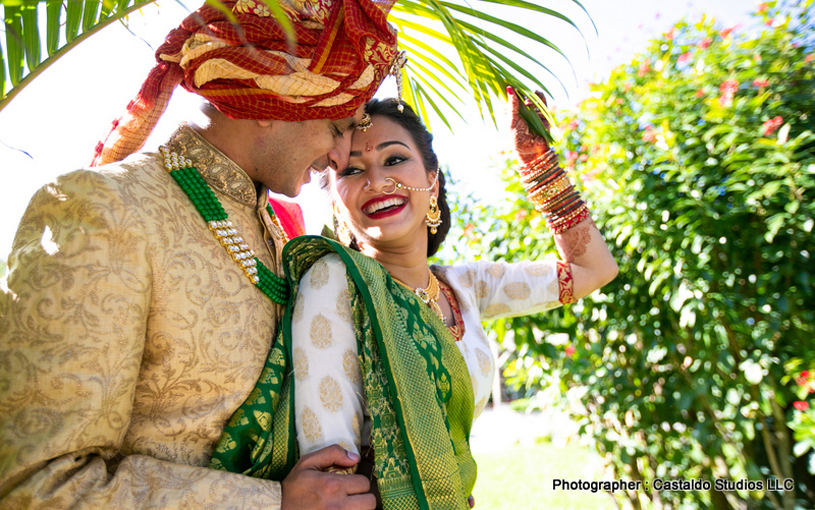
top-left (508, 86), bottom-right (551, 165)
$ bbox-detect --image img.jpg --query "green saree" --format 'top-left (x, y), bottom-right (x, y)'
top-left (210, 236), bottom-right (476, 510)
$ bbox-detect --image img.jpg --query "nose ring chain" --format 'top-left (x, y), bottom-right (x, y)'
top-left (381, 170), bottom-right (439, 195)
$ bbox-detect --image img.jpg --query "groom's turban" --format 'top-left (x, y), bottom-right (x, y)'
top-left (92, 0), bottom-right (398, 166)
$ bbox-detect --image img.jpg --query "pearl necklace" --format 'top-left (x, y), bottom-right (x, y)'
top-left (160, 146), bottom-right (289, 305)
top-left (393, 269), bottom-right (445, 323)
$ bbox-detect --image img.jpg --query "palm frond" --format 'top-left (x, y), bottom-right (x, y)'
top-left (0, 0), bottom-right (593, 140)
top-left (1, 0), bottom-right (161, 110)
top-left (390, 0), bottom-right (591, 141)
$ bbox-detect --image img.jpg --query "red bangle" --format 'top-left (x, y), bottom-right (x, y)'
top-left (549, 206), bottom-right (591, 234)
top-left (524, 167), bottom-right (566, 193)
top-left (519, 150), bottom-right (558, 177)
top-left (520, 158), bottom-right (560, 183)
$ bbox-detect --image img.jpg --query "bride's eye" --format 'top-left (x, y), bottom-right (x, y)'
top-left (384, 155), bottom-right (407, 166)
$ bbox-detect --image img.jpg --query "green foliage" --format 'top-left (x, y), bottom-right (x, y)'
top-left (1, 0), bottom-right (158, 104)
top-left (0, 0), bottom-right (591, 141)
top-left (446, 3), bottom-right (815, 509)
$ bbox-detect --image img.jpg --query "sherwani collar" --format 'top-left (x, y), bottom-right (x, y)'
top-left (164, 125), bottom-right (257, 207)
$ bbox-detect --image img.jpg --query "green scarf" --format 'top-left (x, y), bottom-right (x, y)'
top-left (210, 236), bottom-right (476, 510)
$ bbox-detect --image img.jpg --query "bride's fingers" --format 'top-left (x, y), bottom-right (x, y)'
top-left (508, 86), bottom-right (528, 135)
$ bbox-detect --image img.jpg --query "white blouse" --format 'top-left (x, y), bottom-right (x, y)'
top-left (291, 253), bottom-right (563, 457)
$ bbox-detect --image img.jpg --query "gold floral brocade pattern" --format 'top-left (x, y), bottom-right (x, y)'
top-left (292, 254), bottom-right (366, 457)
top-left (319, 376), bottom-right (344, 412)
top-left (310, 314), bottom-right (334, 348)
top-left (0, 125), bottom-right (285, 509)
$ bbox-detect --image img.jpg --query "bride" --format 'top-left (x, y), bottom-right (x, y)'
top-left (212, 92), bottom-right (618, 510)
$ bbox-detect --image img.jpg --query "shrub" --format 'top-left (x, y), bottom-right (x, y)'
top-left (445, 3), bottom-right (815, 509)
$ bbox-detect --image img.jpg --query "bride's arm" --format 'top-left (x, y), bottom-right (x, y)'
top-left (291, 253), bottom-right (365, 468)
top-left (509, 88), bottom-right (618, 300)
top-left (553, 218), bottom-right (618, 300)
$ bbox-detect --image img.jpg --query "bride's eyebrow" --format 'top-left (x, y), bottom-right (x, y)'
top-left (349, 140), bottom-right (411, 158)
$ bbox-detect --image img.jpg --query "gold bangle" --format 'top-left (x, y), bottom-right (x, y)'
top-left (529, 176), bottom-right (572, 202)
top-left (520, 157), bottom-right (560, 183)
top-left (548, 204), bottom-right (589, 226)
top-left (535, 189), bottom-right (580, 212)
top-left (519, 149), bottom-right (557, 174)
top-left (522, 165), bottom-right (564, 191)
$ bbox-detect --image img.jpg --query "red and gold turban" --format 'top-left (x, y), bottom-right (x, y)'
top-left (91, 0), bottom-right (398, 166)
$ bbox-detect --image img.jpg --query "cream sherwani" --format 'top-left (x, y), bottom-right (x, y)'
top-left (0, 126), bottom-right (287, 509)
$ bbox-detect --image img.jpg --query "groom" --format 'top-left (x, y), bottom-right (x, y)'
top-left (0, 0), bottom-right (399, 509)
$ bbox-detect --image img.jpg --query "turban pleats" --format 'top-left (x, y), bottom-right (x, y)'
top-left (91, 0), bottom-right (397, 167)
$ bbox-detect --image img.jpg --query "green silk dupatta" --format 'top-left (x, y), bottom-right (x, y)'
top-left (210, 236), bottom-right (476, 510)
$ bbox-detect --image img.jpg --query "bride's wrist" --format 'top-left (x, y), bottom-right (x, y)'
top-left (517, 148), bottom-right (591, 235)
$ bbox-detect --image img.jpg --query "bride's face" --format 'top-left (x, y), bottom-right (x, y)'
top-left (328, 115), bottom-right (437, 252)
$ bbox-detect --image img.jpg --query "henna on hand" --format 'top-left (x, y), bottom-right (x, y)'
top-left (509, 87), bottom-right (551, 164)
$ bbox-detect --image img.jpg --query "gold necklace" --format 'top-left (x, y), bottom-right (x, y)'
top-left (393, 269), bottom-right (445, 323)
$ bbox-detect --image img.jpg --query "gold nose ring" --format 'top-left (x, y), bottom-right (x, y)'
top-left (382, 178), bottom-right (398, 195)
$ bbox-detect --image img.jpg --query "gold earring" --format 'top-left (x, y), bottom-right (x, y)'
top-left (425, 196), bottom-right (442, 234)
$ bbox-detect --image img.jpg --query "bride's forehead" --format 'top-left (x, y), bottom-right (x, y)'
top-left (351, 116), bottom-right (410, 144)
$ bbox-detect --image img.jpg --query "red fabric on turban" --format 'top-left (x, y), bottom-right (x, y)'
top-left (91, 0), bottom-right (398, 167)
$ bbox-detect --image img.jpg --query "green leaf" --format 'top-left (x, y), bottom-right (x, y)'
top-left (439, 1), bottom-right (570, 62)
top-left (65, 0), bottom-right (83, 42)
top-left (82, 0), bottom-right (100, 33)
top-left (452, 16), bottom-right (566, 95)
top-left (405, 60), bottom-right (465, 125)
top-left (516, 89), bottom-right (554, 144)
top-left (792, 437), bottom-right (814, 457)
top-left (45, 0), bottom-right (62, 56)
top-left (398, 37), bottom-right (466, 101)
top-left (256, 0), bottom-right (295, 45)
top-left (2, 0), bottom-right (585, 140)
top-left (777, 123), bottom-right (790, 144)
top-left (398, 33), bottom-right (462, 83)
top-left (702, 124), bottom-right (732, 142)
top-left (764, 213), bottom-right (787, 243)
top-left (412, 79), bottom-right (453, 132)
top-left (670, 282), bottom-right (693, 312)
top-left (4, 4), bottom-right (24, 86)
top-left (0, 30), bottom-right (5, 96)
top-left (2, 0), bottom-right (157, 111)
top-left (477, 41), bottom-right (548, 93)
top-left (100, 0), bottom-right (116, 19)
top-left (21, 0), bottom-right (40, 69)
top-left (476, 0), bottom-right (583, 31)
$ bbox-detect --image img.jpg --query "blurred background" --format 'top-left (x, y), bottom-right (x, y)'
top-left (1, 1), bottom-right (813, 508)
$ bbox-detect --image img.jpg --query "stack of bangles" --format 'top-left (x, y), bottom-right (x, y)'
top-left (519, 148), bottom-right (591, 234)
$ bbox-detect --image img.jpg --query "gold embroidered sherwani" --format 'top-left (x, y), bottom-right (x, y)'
top-left (0, 126), bottom-right (287, 509)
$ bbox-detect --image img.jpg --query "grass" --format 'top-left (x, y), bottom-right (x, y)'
top-left (472, 440), bottom-right (619, 510)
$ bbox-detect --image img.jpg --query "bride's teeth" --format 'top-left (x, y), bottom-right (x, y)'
top-left (365, 197), bottom-right (406, 214)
